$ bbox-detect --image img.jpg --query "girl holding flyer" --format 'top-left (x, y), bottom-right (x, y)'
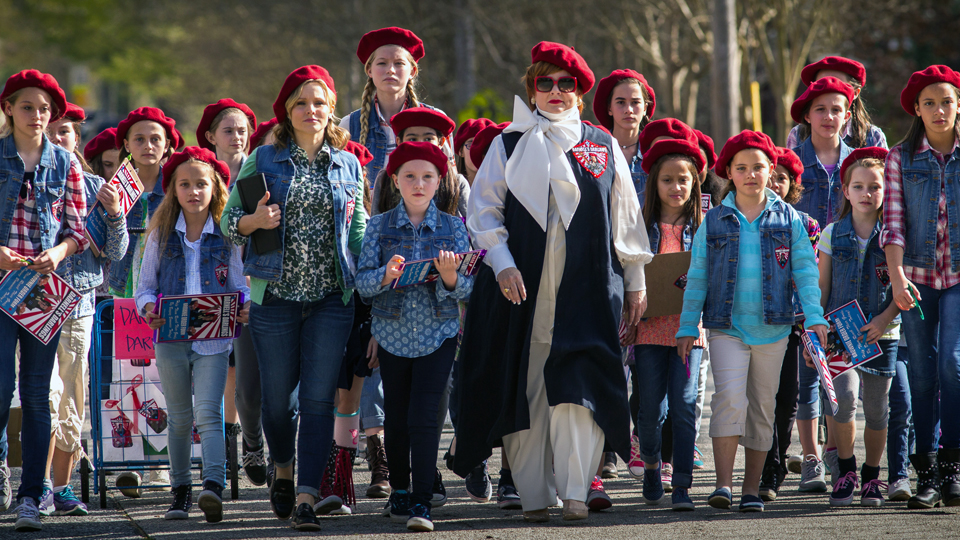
top-left (0, 69), bottom-right (89, 533)
top-left (356, 142), bottom-right (475, 532)
top-left (136, 147), bottom-right (250, 523)
top-left (813, 147), bottom-right (898, 506)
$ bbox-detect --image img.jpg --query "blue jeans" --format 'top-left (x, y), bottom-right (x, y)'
top-left (153, 342), bottom-right (228, 487)
top-left (249, 291), bottom-right (354, 497)
top-left (360, 368), bottom-right (385, 431)
top-left (0, 316), bottom-right (59, 503)
top-left (902, 282), bottom-right (960, 453)
top-left (887, 346), bottom-right (914, 481)
top-left (631, 344), bottom-right (702, 490)
top-left (797, 358), bottom-right (821, 421)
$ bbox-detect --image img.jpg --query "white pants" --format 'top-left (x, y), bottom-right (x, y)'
top-left (502, 342), bottom-right (605, 510)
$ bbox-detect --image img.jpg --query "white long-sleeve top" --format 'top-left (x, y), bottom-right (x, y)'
top-left (467, 133), bottom-right (653, 291)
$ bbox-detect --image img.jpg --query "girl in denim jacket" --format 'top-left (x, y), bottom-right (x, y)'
top-left (0, 69), bottom-right (89, 533)
top-left (814, 148), bottom-right (898, 507)
top-left (676, 130), bottom-right (828, 513)
top-left (137, 147), bottom-right (249, 523)
top-left (357, 142), bottom-right (474, 532)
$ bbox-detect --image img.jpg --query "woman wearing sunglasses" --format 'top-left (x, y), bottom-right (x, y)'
top-left (454, 41), bottom-right (652, 522)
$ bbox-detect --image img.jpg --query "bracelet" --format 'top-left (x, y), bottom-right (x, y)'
top-left (106, 212), bottom-right (123, 222)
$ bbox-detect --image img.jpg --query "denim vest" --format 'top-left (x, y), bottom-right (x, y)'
top-left (825, 214), bottom-right (898, 322)
top-left (792, 136), bottom-right (853, 227)
top-left (369, 203), bottom-right (460, 321)
top-left (346, 102), bottom-right (439, 187)
top-left (648, 220), bottom-right (693, 254)
top-left (628, 148), bottom-right (647, 207)
top-left (242, 143), bottom-right (362, 289)
top-left (898, 141), bottom-right (960, 271)
top-left (157, 227), bottom-right (232, 296)
top-left (57, 171), bottom-right (109, 291)
top-left (702, 197), bottom-right (798, 328)
top-left (108, 173), bottom-right (165, 291)
top-left (0, 135), bottom-right (70, 252)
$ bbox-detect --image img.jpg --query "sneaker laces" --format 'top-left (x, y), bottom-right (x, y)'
top-left (860, 478), bottom-right (887, 496)
top-left (16, 498), bottom-right (39, 520)
top-left (833, 471), bottom-right (859, 491)
top-left (170, 486), bottom-right (191, 512)
top-left (242, 445), bottom-right (266, 468)
top-left (58, 485), bottom-right (82, 502)
top-left (590, 477), bottom-right (604, 492)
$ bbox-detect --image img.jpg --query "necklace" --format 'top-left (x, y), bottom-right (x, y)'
top-left (619, 141), bottom-right (638, 150)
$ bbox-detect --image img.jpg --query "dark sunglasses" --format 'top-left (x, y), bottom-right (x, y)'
top-left (535, 76), bottom-right (577, 93)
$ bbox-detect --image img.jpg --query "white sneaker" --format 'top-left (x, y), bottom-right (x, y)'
top-left (37, 479), bottom-right (54, 516)
top-left (0, 463), bottom-right (10, 511)
top-left (115, 471), bottom-right (142, 498)
top-left (14, 498), bottom-right (42, 532)
top-left (146, 469), bottom-right (170, 491)
top-left (786, 454), bottom-right (803, 474)
top-left (888, 477), bottom-right (912, 501)
top-left (798, 455), bottom-right (827, 492)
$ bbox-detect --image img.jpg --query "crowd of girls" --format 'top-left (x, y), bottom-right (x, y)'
top-left (0, 25), bottom-right (958, 534)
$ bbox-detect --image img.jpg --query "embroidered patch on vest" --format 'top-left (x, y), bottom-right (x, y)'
top-left (345, 199), bottom-right (355, 226)
top-left (215, 263), bottom-right (228, 287)
top-left (875, 261), bottom-right (890, 287)
top-left (571, 140), bottom-right (609, 178)
top-left (775, 244), bottom-right (790, 269)
top-left (51, 198), bottom-right (64, 223)
top-left (700, 194), bottom-right (712, 215)
top-left (674, 273), bottom-right (688, 290)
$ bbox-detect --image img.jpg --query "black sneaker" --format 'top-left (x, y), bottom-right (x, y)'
top-left (432, 469), bottom-right (447, 507)
top-left (384, 489), bottom-right (411, 523)
top-left (197, 480), bottom-right (223, 523)
top-left (270, 478), bottom-right (296, 519)
top-left (242, 438), bottom-right (268, 486)
top-left (465, 461), bottom-right (492, 503)
top-left (829, 471), bottom-right (859, 506)
top-left (497, 470), bottom-right (522, 509)
top-left (292, 502), bottom-right (321, 531)
top-left (164, 485), bottom-right (192, 520)
top-left (759, 463), bottom-right (783, 502)
top-left (407, 502), bottom-right (434, 532)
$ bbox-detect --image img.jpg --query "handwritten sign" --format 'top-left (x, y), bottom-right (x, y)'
top-left (114, 298), bottom-right (155, 360)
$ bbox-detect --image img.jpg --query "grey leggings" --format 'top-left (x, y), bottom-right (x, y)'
top-left (233, 328), bottom-right (263, 446)
top-left (824, 368), bottom-right (892, 430)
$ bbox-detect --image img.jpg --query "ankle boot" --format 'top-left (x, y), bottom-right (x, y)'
top-left (908, 452), bottom-right (941, 509)
top-left (938, 448), bottom-right (960, 506)
top-left (365, 434), bottom-right (391, 498)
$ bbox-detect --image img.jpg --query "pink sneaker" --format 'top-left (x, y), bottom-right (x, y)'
top-left (662, 463), bottom-right (674, 493)
top-left (628, 435), bottom-right (645, 479)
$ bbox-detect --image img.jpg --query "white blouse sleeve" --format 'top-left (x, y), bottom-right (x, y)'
top-left (466, 135), bottom-right (516, 278)
top-left (610, 147), bottom-right (654, 291)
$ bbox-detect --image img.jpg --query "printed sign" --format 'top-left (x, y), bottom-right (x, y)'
top-left (114, 297), bottom-right (155, 360)
top-left (0, 267), bottom-right (80, 344)
top-left (85, 158), bottom-right (143, 256)
top-left (154, 292), bottom-right (242, 342)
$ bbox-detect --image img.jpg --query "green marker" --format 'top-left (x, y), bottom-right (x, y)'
top-left (909, 287), bottom-right (924, 321)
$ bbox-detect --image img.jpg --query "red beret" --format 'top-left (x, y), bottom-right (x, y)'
top-left (790, 76), bottom-right (855, 124)
top-left (196, 99), bottom-right (257, 152)
top-left (161, 146), bottom-right (231, 193)
top-left (62, 102), bottom-right (86, 123)
top-left (1, 69), bottom-right (67, 122)
top-left (582, 120), bottom-right (612, 136)
top-left (454, 118), bottom-right (494, 154)
top-left (83, 128), bottom-right (119, 162)
top-left (116, 107), bottom-right (181, 151)
top-left (385, 141), bottom-right (449, 178)
top-left (641, 139), bottom-right (706, 175)
top-left (273, 65), bottom-right (337, 123)
top-left (900, 65), bottom-right (960, 116)
top-left (470, 122), bottom-right (509, 169)
top-left (638, 118), bottom-right (697, 155)
top-left (801, 56), bottom-right (867, 87)
top-left (344, 140), bottom-right (374, 167)
top-left (249, 118), bottom-right (278, 150)
top-left (839, 146), bottom-right (888, 183)
top-left (356, 27), bottom-right (425, 64)
top-left (592, 69), bottom-right (657, 130)
top-left (391, 107), bottom-right (456, 139)
top-left (715, 130), bottom-right (778, 180)
top-left (775, 147), bottom-right (804, 182)
top-left (693, 129), bottom-right (717, 169)
top-left (531, 41), bottom-right (595, 94)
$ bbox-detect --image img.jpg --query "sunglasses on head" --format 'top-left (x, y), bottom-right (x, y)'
top-left (535, 76), bottom-right (577, 94)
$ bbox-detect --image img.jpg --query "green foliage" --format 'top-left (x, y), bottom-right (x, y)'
top-left (457, 89), bottom-right (510, 124)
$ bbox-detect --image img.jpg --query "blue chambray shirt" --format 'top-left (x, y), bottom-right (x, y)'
top-left (356, 201), bottom-right (474, 358)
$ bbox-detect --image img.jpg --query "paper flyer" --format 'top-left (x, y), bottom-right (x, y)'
top-left (391, 249), bottom-right (486, 289)
top-left (85, 157), bottom-right (143, 256)
top-left (0, 267), bottom-right (80, 344)
top-left (824, 300), bottom-right (883, 367)
top-left (154, 292), bottom-right (242, 343)
top-left (801, 328), bottom-right (839, 416)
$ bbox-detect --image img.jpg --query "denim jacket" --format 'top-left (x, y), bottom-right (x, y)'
top-left (648, 220), bottom-right (693, 254)
top-left (242, 143), bottom-right (363, 289)
top-left (628, 147), bottom-right (648, 207)
top-left (108, 172), bottom-right (165, 291)
top-left (356, 200), bottom-right (474, 357)
top-left (155, 228), bottom-right (232, 296)
top-left (899, 140), bottom-right (960, 271)
top-left (825, 214), bottom-right (899, 324)
top-left (702, 195), bottom-right (801, 328)
top-left (346, 102), bottom-right (440, 185)
top-left (57, 170), bottom-right (129, 291)
top-left (792, 136), bottom-right (853, 227)
top-left (0, 134), bottom-right (70, 252)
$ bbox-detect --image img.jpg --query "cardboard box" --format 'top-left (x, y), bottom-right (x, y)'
top-left (6, 407), bottom-right (21, 467)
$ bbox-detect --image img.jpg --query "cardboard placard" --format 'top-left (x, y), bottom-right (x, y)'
top-left (114, 297), bottom-right (155, 360)
top-left (85, 158), bottom-right (142, 256)
top-left (641, 251), bottom-right (692, 318)
top-left (0, 268), bottom-right (81, 344)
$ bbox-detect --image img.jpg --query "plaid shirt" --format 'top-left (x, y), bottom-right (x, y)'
top-left (8, 159), bottom-right (88, 259)
top-left (880, 135), bottom-right (960, 290)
